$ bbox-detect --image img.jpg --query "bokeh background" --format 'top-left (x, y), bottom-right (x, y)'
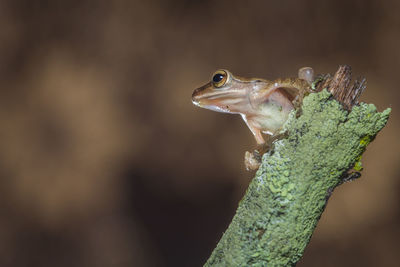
top-left (0, 0), bottom-right (399, 266)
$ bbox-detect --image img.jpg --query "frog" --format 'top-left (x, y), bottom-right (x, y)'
top-left (192, 67), bottom-right (314, 170)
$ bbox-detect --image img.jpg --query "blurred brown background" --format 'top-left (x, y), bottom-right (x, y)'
top-left (0, 0), bottom-right (399, 266)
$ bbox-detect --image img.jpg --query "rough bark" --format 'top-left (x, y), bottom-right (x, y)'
top-left (204, 66), bottom-right (391, 267)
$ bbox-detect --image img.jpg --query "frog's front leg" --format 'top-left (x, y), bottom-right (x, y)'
top-left (241, 115), bottom-right (266, 170)
top-left (244, 132), bottom-right (289, 170)
top-left (244, 132), bottom-right (290, 170)
top-left (241, 114), bottom-right (265, 145)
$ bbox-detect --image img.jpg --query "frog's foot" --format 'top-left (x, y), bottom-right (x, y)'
top-left (244, 143), bottom-right (270, 171)
top-left (244, 133), bottom-right (287, 171)
top-left (245, 150), bottom-right (262, 171)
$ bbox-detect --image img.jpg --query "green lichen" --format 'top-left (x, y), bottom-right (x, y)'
top-left (353, 155), bottom-right (363, 171)
top-left (359, 136), bottom-right (371, 146)
top-left (205, 90), bottom-right (390, 267)
top-left (311, 75), bottom-right (326, 91)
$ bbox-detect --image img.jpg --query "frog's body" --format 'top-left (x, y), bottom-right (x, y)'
top-left (192, 68), bottom-right (314, 145)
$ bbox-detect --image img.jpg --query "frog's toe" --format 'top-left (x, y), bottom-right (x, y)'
top-left (244, 151), bottom-right (261, 171)
top-left (298, 67), bottom-right (314, 85)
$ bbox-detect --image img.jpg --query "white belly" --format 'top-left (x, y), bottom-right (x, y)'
top-left (253, 101), bottom-right (290, 134)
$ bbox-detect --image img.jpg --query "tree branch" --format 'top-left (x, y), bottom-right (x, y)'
top-left (205, 66), bottom-right (391, 266)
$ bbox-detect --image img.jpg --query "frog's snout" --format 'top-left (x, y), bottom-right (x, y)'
top-left (192, 82), bottom-right (211, 106)
top-left (191, 87), bottom-right (201, 105)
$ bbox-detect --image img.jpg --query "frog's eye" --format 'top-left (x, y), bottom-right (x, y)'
top-left (212, 70), bottom-right (228, 88)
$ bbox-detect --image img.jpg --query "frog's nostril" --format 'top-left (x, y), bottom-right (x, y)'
top-left (192, 83), bottom-right (208, 99)
top-left (192, 89), bottom-right (202, 105)
top-left (192, 88), bottom-right (200, 99)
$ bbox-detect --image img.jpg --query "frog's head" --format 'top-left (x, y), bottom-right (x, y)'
top-left (192, 69), bottom-right (259, 113)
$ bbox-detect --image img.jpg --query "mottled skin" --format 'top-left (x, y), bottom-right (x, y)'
top-left (192, 68), bottom-right (314, 169)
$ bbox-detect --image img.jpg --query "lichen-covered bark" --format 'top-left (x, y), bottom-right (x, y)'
top-left (205, 90), bottom-right (390, 267)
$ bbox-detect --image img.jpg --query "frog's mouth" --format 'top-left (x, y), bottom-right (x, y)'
top-left (193, 91), bottom-right (234, 102)
top-left (192, 83), bottom-right (241, 103)
top-left (193, 95), bottom-right (245, 114)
